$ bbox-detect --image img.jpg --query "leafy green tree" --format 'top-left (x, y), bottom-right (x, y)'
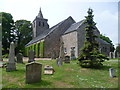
top-left (15, 20), bottom-right (32, 54)
top-left (0, 12), bottom-right (15, 55)
top-left (78, 8), bottom-right (109, 68)
top-left (100, 34), bottom-right (115, 52)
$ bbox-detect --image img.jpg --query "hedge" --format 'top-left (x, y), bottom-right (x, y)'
top-left (40, 41), bottom-right (44, 57)
top-left (25, 41), bottom-right (44, 57)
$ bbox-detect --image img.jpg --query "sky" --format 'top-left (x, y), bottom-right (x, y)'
top-left (0, 0), bottom-right (119, 47)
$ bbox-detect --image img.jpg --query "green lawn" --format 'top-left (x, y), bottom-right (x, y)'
top-left (1, 59), bottom-right (119, 88)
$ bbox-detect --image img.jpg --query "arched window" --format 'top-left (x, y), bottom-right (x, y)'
top-left (39, 22), bottom-right (41, 26)
top-left (43, 22), bottom-right (44, 27)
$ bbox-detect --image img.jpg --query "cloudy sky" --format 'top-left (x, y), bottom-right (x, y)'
top-left (0, 0), bottom-right (119, 47)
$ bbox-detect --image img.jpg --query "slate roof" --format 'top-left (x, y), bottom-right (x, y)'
top-left (64, 19), bottom-right (85, 34)
top-left (97, 38), bottom-right (110, 45)
top-left (25, 17), bottom-right (71, 46)
top-left (26, 16), bottom-right (109, 47)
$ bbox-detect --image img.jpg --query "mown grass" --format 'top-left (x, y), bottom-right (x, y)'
top-left (1, 59), bottom-right (119, 88)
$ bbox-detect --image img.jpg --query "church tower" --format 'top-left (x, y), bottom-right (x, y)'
top-left (32, 8), bottom-right (49, 38)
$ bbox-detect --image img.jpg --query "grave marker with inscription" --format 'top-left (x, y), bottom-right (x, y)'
top-left (26, 62), bottom-right (42, 84)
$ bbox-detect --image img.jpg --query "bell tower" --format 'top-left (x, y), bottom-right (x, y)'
top-left (32, 8), bottom-right (49, 38)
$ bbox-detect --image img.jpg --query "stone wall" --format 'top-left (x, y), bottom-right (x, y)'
top-left (44, 17), bottom-right (75, 58)
top-left (62, 31), bottom-right (78, 57)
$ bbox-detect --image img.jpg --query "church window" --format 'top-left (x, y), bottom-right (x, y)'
top-left (64, 48), bottom-right (67, 53)
top-left (43, 22), bottom-right (44, 27)
top-left (39, 22), bottom-right (41, 26)
top-left (64, 48), bottom-right (67, 54)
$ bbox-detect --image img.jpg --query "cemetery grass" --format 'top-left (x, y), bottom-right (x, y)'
top-left (1, 59), bottom-right (118, 88)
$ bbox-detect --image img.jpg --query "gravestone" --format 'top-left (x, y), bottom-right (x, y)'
top-left (109, 68), bottom-right (116, 78)
top-left (28, 50), bottom-right (35, 63)
top-left (64, 55), bottom-right (70, 63)
top-left (70, 47), bottom-right (76, 60)
top-left (44, 65), bottom-right (55, 75)
top-left (26, 62), bottom-right (42, 84)
top-left (114, 50), bottom-right (119, 58)
top-left (51, 50), bottom-right (56, 59)
top-left (56, 57), bottom-right (62, 66)
top-left (109, 52), bottom-right (113, 58)
top-left (6, 42), bottom-right (16, 72)
top-left (16, 53), bottom-right (23, 63)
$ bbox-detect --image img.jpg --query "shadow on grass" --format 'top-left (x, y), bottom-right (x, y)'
top-left (99, 65), bottom-right (112, 71)
top-left (81, 65), bottom-right (112, 71)
top-left (25, 80), bottom-right (52, 88)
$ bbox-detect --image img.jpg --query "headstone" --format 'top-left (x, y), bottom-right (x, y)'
top-left (59, 41), bottom-right (64, 60)
top-left (44, 65), bottom-right (55, 75)
top-left (109, 68), bottom-right (116, 78)
top-left (26, 62), bottom-right (42, 84)
top-left (113, 50), bottom-right (117, 58)
top-left (109, 52), bottom-right (113, 58)
top-left (70, 47), bottom-right (76, 60)
top-left (28, 50), bottom-right (34, 63)
top-left (6, 42), bottom-right (16, 72)
top-left (16, 53), bottom-right (23, 63)
top-left (64, 55), bottom-right (70, 63)
top-left (51, 50), bottom-right (56, 59)
top-left (56, 57), bottom-right (62, 66)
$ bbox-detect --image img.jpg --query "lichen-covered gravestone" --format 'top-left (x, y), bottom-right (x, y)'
top-left (16, 53), bottom-right (23, 63)
top-left (26, 62), bottom-right (42, 84)
top-left (109, 68), bottom-right (116, 78)
top-left (64, 55), bottom-right (70, 63)
top-left (70, 47), bottom-right (76, 60)
top-left (28, 50), bottom-right (35, 63)
top-left (56, 58), bottom-right (62, 66)
top-left (6, 42), bottom-right (16, 72)
top-left (109, 52), bottom-right (113, 58)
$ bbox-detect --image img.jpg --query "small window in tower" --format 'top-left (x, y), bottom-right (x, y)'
top-left (43, 22), bottom-right (44, 27)
top-left (39, 22), bottom-right (41, 26)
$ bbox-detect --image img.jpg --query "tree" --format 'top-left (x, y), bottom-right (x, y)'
top-left (78, 8), bottom-right (109, 68)
top-left (0, 12), bottom-right (15, 55)
top-left (100, 34), bottom-right (115, 52)
top-left (15, 20), bottom-right (32, 54)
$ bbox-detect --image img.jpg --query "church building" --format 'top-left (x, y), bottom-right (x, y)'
top-left (25, 8), bottom-right (110, 59)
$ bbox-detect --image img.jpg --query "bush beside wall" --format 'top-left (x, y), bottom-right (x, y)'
top-left (25, 41), bottom-right (44, 57)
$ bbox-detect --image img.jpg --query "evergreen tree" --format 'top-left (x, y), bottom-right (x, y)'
top-left (79, 8), bottom-right (109, 68)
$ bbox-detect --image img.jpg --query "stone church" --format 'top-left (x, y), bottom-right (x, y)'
top-left (25, 8), bottom-right (110, 59)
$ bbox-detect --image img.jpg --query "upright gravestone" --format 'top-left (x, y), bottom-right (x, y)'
top-left (56, 58), bottom-right (62, 66)
top-left (64, 55), bottom-right (70, 63)
top-left (28, 50), bottom-right (34, 63)
top-left (56, 41), bottom-right (64, 66)
top-left (115, 50), bottom-right (119, 58)
top-left (109, 68), bottom-right (116, 78)
top-left (26, 62), bottom-right (42, 84)
top-left (70, 47), bottom-right (76, 60)
top-left (109, 52), bottom-right (113, 58)
top-left (16, 53), bottom-right (23, 63)
top-left (6, 42), bottom-right (16, 72)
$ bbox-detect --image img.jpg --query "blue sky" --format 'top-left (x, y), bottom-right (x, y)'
top-left (0, 0), bottom-right (119, 47)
